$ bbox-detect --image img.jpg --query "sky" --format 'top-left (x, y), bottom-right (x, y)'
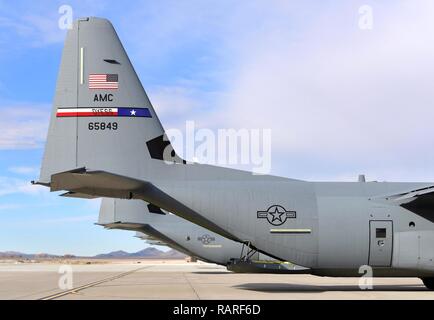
top-left (0, 0), bottom-right (434, 255)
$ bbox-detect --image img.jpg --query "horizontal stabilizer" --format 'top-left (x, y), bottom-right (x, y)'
top-left (135, 232), bottom-right (156, 240)
top-left (50, 167), bottom-right (240, 241)
top-left (60, 191), bottom-right (98, 199)
top-left (96, 221), bottom-right (145, 230)
top-left (51, 167), bottom-right (146, 198)
top-left (133, 233), bottom-right (167, 246)
top-left (144, 239), bottom-right (167, 246)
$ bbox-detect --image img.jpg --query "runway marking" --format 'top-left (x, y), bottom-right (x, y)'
top-left (38, 266), bottom-right (148, 300)
top-left (182, 273), bottom-right (200, 300)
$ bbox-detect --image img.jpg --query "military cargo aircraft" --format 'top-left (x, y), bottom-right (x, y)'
top-left (34, 17), bottom-right (434, 289)
top-left (99, 198), bottom-right (307, 273)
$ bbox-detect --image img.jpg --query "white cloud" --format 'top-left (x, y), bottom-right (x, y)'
top-left (84, 198), bottom-right (102, 211)
top-left (0, 176), bottom-right (47, 196)
top-left (22, 14), bottom-right (66, 46)
top-left (0, 105), bottom-right (49, 149)
top-left (0, 203), bottom-right (24, 211)
top-left (0, 0), bottom-right (110, 48)
top-left (201, 1), bottom-right (434, 179)
top-left (0, 14), bottom-right (64, 47)
top-left (8, 166), bottom-right (39, 175)
top-left (129, 1), bottom-right (434, 181)
top-left (41, 214), bottom-right (96, 224)
top-left (1, 1), bottom-right (432, 182)
top-left (150, 85), bottom-right (201, 118)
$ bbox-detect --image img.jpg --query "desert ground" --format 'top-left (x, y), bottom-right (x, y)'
top-left (0, 259), bottom-right (433, 300)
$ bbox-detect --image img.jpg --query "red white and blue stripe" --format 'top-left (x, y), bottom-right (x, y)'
top-left (56, 107), bottom-right (152, 118)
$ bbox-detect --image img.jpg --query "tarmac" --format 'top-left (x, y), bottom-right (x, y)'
top-left (0, 260), bottom-right (433, 300)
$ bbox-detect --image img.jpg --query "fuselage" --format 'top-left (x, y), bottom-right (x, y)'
top-left (152, 179), bottom-right (434, 277)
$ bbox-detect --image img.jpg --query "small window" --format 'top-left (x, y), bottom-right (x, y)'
top-left (376, 228), bottom-right (387, 238)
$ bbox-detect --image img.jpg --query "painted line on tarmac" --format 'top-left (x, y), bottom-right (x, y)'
top-left (39, 266), bottom-right (149, 300)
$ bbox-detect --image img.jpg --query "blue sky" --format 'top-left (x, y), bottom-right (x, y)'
top-left (1, 0), bottom-right (434, 255)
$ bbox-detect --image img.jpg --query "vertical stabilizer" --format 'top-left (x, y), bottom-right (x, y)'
top-left (39, 17), bottom-right (175, 184)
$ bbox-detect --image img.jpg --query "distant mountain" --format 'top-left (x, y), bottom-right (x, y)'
top-left (0, 251), bottom-right (33, 258)
top-left (129, 247), bottom-right (163, 257)
top-left (0, 248), bottom-right (186, 260)
top-left (0, 251), bottom-right (61, 259)
top-left (160, 249), bottom-right (186, 259)
top-left (93, 247), bottom-right (185, 259)
top-left (93, 250), bottom-right (131, 259)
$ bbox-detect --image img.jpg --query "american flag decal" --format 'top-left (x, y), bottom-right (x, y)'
top-left (88, 74), bottom-right (119, 89)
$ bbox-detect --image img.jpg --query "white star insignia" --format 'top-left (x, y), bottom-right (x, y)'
top-left (130, 109), bottom-right (136, 116)
top-left (269, 207), bottom-right (284, 223)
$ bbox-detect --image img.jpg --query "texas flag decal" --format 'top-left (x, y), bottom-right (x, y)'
top-left (56, 107), bottom-right (152, 118)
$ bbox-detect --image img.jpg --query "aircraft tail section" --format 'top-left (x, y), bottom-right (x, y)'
top-left (39, 17), bottom-right (182, 184)
top-left (49, 167), bottom-right (238, 241)
top-left (36, 17), bottom-right (294, 250)
top-left (98, 198), bottom-right (195, 257)
top-left (98, 197), bottom-right (167, 228)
